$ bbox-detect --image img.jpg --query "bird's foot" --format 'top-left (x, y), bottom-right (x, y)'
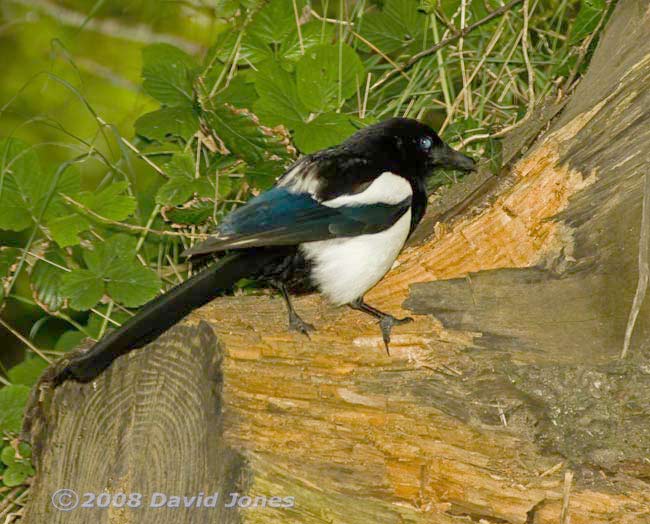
top-left (378, 315), bottom-right (413, 354)
top-left (288, 311), bottom-right (316, 338)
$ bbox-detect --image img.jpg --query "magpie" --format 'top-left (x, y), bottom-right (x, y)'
top-left (56, 118), bottom-right (475, 384)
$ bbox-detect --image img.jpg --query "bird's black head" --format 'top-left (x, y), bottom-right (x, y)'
top-left (342, 117), bottom-right (475, 180)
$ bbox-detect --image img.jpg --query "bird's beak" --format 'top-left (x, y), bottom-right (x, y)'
top-left (432, 143), bottom-right (476, 171)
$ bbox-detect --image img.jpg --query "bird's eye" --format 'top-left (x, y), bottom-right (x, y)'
top-left (418, 136), bottom-right (433, 151)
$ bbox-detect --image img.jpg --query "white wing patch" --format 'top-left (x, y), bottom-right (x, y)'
top-left (322, 172), bottom-right (412, 207)
top-left (276, 160), bottom-right (322, 195)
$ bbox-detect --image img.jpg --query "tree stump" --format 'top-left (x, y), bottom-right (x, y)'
top-left (21, 1), bottom-right (650, 522)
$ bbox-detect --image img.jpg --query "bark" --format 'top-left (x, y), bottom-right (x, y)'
top-left (21, 1), bottom-right (650, 523)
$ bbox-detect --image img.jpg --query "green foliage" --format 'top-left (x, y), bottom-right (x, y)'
top-left (570, 0), bottom-right (607, 44)
top-left (7, 358), bottom-right (48, 386)
top-left (296, 44), bottom-right (365, 113)
top-left (0, 385), bottom-right (30, 435)
top-left (251, 53), bottom-right (362, 153)
top-left (162, 200), bottom-right (216, 226)
top-left (60, 235), bottom-right (162, 310)
top-left (157, 154), bottom-right (216, 205)
top-left (253, 62), bottom-right (307, 127)
top-left (203, 104), bottom-right (293, 163)
top-left (142, 44), bottom-right (199, 106)
top-left (30, 250), bottom-right (68, 311)
top-left (51, 182), bottom-right (137, 247)
top-left (362, 0), bottom-right (426, 54)
top-left (1, 443), bottom-right (35, 487)
top-left (0, 139), bottom-right (80, 232)
top-left (0, 0), bottom-right (610, 495)
top-left (248, 0), bottom-right (304, 44)
top-left (0, 248), bottom-right (19, 282)
top-left (135, 107), bottom-right (200, 142)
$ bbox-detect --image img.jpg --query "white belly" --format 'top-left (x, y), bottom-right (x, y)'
top-left (300, 209), bottom-right (412, 306)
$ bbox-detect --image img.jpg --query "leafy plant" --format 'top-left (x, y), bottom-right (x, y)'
top-left (1, 443), bottom-right (34, 488)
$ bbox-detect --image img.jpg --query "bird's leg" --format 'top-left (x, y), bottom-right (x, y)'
top-left (276, 282), bottom-right (315, 337)
top-left (349, 297), bottom-right (413, 354)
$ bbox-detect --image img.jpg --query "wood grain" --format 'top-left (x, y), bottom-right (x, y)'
top-left (23, 322), bottom-right (247, 524)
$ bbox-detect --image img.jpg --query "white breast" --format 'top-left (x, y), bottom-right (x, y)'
top-left (301, 172), bottom-right (413, 305)
top-left (301, 209), bottom-right (412, 306)
top-left (291, 170), bottom-right (413, 305)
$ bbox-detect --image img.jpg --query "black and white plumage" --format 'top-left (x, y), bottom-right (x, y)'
top-left (57, 118), bottom-right (475, 383)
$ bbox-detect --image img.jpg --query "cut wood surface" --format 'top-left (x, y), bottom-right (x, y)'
top-left (21, 1), bottom-right (650, 523)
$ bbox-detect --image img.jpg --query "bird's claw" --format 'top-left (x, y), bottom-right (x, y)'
top-left (379, 315), bottom-right (413, 354)
top-left (288, 312), bottom-right (316, 339)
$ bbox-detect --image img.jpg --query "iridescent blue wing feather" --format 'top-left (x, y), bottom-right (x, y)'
top-left (182, 187), bottom-right (410, 256)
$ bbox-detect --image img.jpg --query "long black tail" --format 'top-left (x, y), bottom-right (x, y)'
top-left (55, 250), bottom-right (282, 384)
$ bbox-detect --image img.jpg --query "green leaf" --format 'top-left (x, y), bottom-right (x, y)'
top-left (156, 154), bottom-right (216, 206)
top-left (0, 247), bottom-right (19, 280)
top-left (248, 0), bottom-right (304, 44)
top-left (417, 0), bottom-right (436, 13)
top-left (240, 33), bottom-right (275, 64)
top-left (0, 137), bottom-right (39, 179)
top-left (30, 250), bottom-right (68, 311)
top-left (17, 442), bottom-right (31, 459)
top-left (570, 0), bottom-right (606, 44)
top-left (0, 385), bottom-right (30, 434)
top-left (0, 139), bottom-right (81, 232)
top-left (279, 21), bottom-right (334, 65)
top-left (163, 153), bottom-right (196, 180)
top-left (0, 177), bottom-right (33, 231)
top-left (218, 75), bottom-right (259, 109)
top-left (105, 263), bottom-right (161, 307)
top-left (1, 446), bottom-right (16, 466)
top-left (418, 0), bottom-right (462, 17)
top-left (245, 159), bottom-right (286, 191)
top-left (76, 181), bottom-right (137, 221)
top-left (142, 44), bottom-right (198, 106)
top-left (293, 113), bottom-right (357, 153)
top-left (296, 44), bottom-right (365, 112)
top-left (82, 234), bottom-right (138, 277)
top-left (442, 117), bottom-right (481, 142)
top-left (48, 215), bottom-right (90, 247)
top-left (210, 30), bottom-right (273, 66)
top-left (55, 330), bottom-right (87, 352)
top-left (156, 153), bottom-right (194, 205)
top-left (156, 176), bottom-right (196, 206)
top-left (0, 138), bottom-right (41, 231)
top-left (253, 62), bottom-right (307, 127)
top-left (60, 269), bottom-right (104, 310)
top-left (60, 235), bottom-right (161, 309)
top-left (7, 357), bottom-right (48, 386)
top-left (3, 464), bottom-right (31, 487)
top-left (205, 104), bottom-right (294, 163)
top-left (162, 199), bottom-right (215, 226)
top-left (41, 166), bottom-right (82, 222)
top-left (360, 0), bottom-right (426, 54)
top-left (135, 107), bottom-right (200, 142)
